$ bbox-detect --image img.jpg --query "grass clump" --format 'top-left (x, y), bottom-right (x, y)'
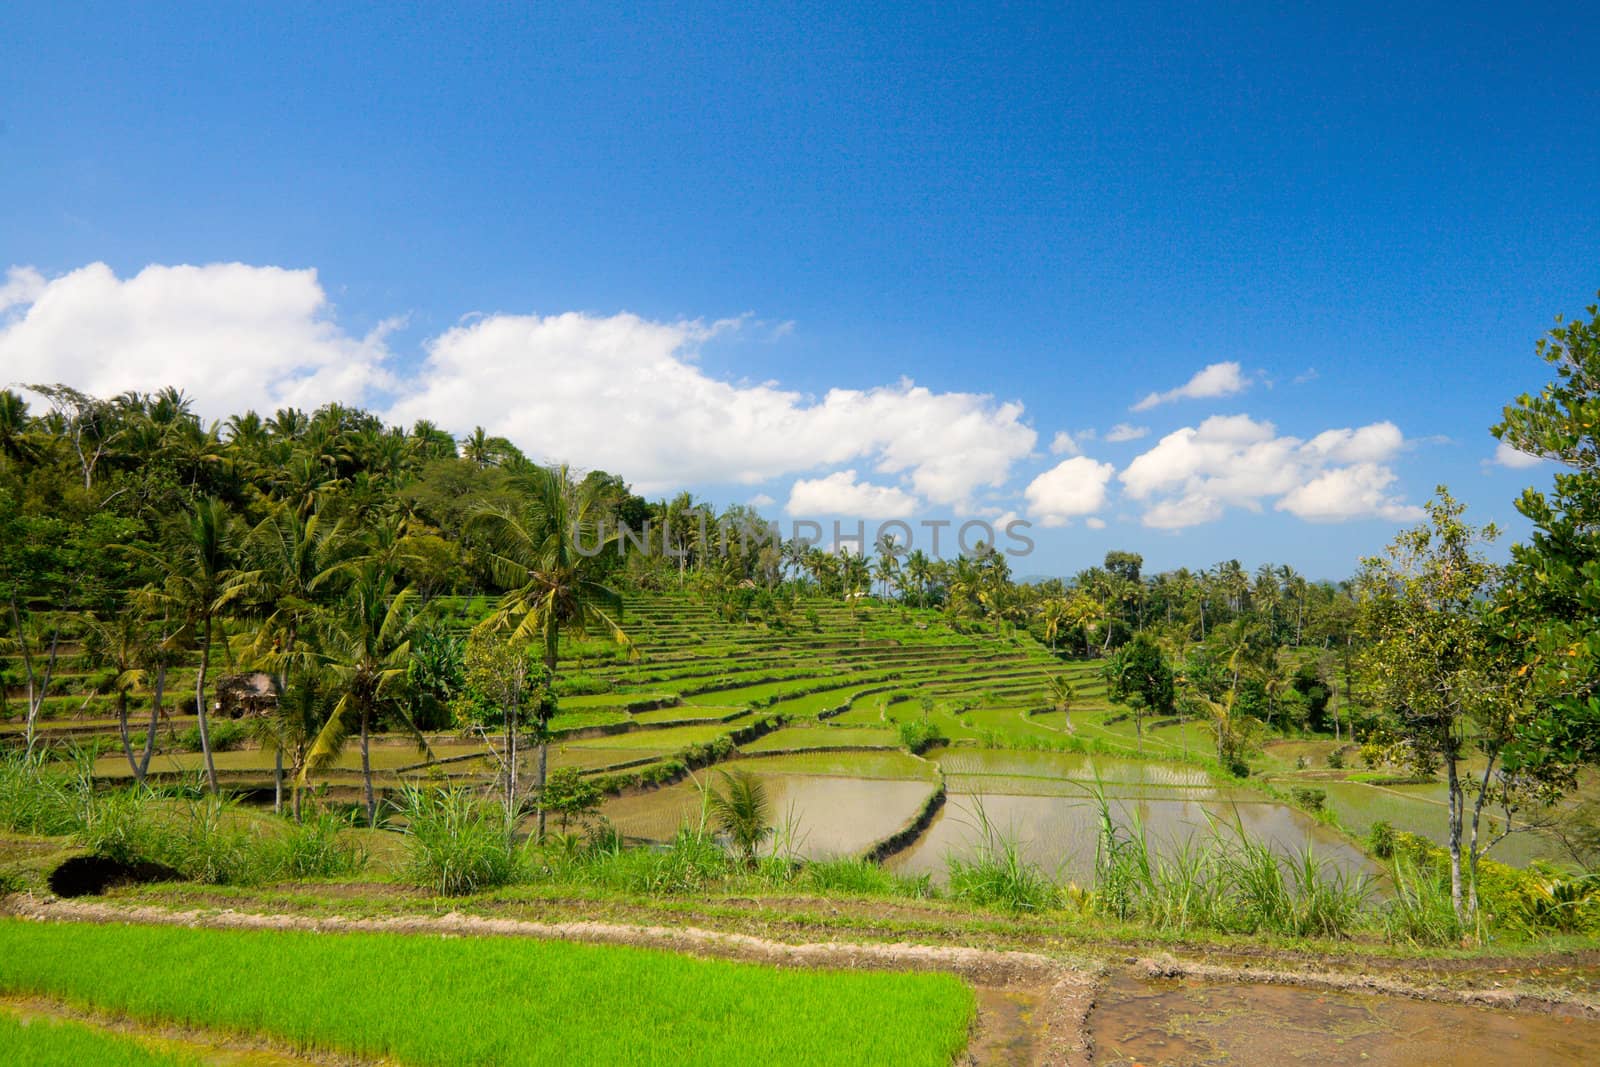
top-left (0, 919), bottom-right (975, 1066)
top-left (944, 802), bottom-right (1060, 913)
top-left (396, 785), bottom-right (522, 895)
top-left (0, 754), bottom-right (81, 836)
top-left (803, 857), bottom-right (931, 898)
top-left (271, 810), bottom-right (369, 880)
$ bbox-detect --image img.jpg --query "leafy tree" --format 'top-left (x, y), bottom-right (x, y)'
top-left (1491, 295), bottom-right (1600, 785)
top-left (542, 766), bottom-right (602, 834)
top-left (1356, 489), bottom-right (1535, 922)
top-left (461, 628), bottom-right (551, 819)
top-left (1104, 634), bottom-right (1174, 751)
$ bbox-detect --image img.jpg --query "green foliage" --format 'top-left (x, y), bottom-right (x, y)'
top-left (1104, 634), bottom-right (1176, 717)
top-left (541, 766), bottom-right (601, 833)
top-left (0, 755), bottom-right (83, 835)
top-left (707, 768), bottom-right (773, 865)
top-left (177, 719), bottom-right (248, 753)
top-left (0, 919), bottom-right (976, 1067)
top-left (271, 810), bottom-right (369, 880)
top-left (897, 718), bottom-right (945, 754)
top-left (395, 785), bottom-right (522, 895)
top-left (1289, 787), bottom-right (1326, 813)
top-left (1367, 819), bottom-right (1396, 859)
top-left (0, 868), bottom-right (21, 896)
top-left (802, 857), bottom-right (930, 898)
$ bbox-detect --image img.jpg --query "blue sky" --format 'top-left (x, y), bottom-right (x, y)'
top-left (2, 2), bottom-right (1596, 579)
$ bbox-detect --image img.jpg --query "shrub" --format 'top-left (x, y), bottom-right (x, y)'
top-left (74, 787), bottom-right (155, 865)
top-left (397, 786), bottom-right (522, 895)
top-left (1367, 820), bottom-right (1396, 859)
top-left (176, 720), bottom-right (248, 753)
top-left (1384, 855), bottom-right (1465, 946)
top-left (1290, 787), bottom-right (1326, 813)
top-left (0, 868), bottom-right (20, 896)
top-left (1326, 747), bottom-right (1346, 770)
top-left (541, 767), bottom-right (602, 833)
top-left (897, 719), bottom-right (945, 755)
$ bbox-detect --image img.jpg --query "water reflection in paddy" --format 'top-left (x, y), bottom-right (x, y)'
top-left (886, 791), bottom-right (1377, 885)
top-left (600, 772), bottom-right (937, 859)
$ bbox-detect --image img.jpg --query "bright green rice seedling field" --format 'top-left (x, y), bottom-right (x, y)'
top-left (0, 1012), bottom-right (196, 1067)
top-left (0, 920), bottom-right (975, 1066)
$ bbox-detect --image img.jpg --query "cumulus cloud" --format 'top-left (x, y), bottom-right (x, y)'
top-left (1491, 441), bottom-right (1545, 469)
top-left (1120, 415), bottom-right (1419, 527)
top-left (1132, 361), bottom-right (1250, 411)
top-left (0, 262), bottom-right (395, 416)
top-left (1277, 463), bottom-right (1423, 523)
top-left (1024, 456), bottom-right (1116, 527)
top-left (747, 493), bottom-right (776, 508)
top-left (1105, 423), bottom-right (1149, 443)
top-left (1085, 516), bottom-right (1107, 530)
top-left (787, 470), bottom-right (919, 518)
top-left (389, 310), bottom-right (1037, 501)
top-left (1049, 430), bottom-right (1081, 456)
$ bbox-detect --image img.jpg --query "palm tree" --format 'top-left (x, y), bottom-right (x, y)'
top-left (1040, 598), bottom-right (1067, 653)
top-left (304, 557), bottom-right (428, 826)
top-left (82, 612), bottom-right (163, 784)
top-left (708, 768), bottom-right (773, 866)
top-left (232, 508), bottom-right (343, 814)
top-left (128, 498), bottom-right (238, 794)
top-left (470, 464), bottom-right (633, 839)
top-left (1046, 674), bottom-right (1076, 733)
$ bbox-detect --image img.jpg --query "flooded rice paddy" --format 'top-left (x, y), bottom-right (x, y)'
top-left (1090, 972), bottom-right (1600, 1065)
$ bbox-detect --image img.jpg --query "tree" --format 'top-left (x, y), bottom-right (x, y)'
top-left (708, 768), bottom-right (772, 866)
top-left (305, 557), bottom-right (430, 826)
top-left (1356, 489), bottom-right (1533, 922)
top-left (1491, 295), bottom-right (1600, 785)
top-left (470, 464), bottom-right (633, 839)
top-left (543, 767), bottom-right (602, 834)
top-left (1104, 634), bottom-right (1174, 751)
top-left (1047, 674), bottom-right (1077, 733)
top-left (461, 627), bottom-right (551, 819)
top-left (131, 498), bottom-right (239, 794)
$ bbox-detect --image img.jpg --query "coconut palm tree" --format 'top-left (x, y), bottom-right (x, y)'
top-left (469, 464), bottom-right (633, 839)
top-left (708, 768), bottom-right (773, 866)
top-left (304, 556), bottom-right (428, 827)
top-left (127, 498), bottom-right (239, 794)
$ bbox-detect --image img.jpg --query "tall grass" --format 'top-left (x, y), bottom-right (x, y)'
top-left (0, 919), bottom-right (975, 1067)
top-left (944, 800), bottom-right (1060, 912)
top-left (1383, 854), bottom-right (1466, 946)
top-left (395, 785), bottom-right (522, 895)
top-left (1087, 780), bottom-right (1371, 938)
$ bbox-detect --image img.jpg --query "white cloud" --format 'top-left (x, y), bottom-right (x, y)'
top-left (0, 262), bottom-right (395, 416)
top-left (390, 311), bottom-right (1037, 502)
top-left (1277, 464), bottom-right (1424, 523)
top-left (1121, 415), bottom-right (1418, 528)
top-left (1491, 441), bottom-right (1545, 469)
top-left (1105, 423), bottom-right (1149, 443)
top-left (0, 267), bottom-right (46, 314)
top-left (786, 470), bottom-right (919, 518)
top-left (1132, 361), bottom-right (1250, 411)
top-left (1024, 456), bottom-right (1115, 527)
top-left (1085, 517), bottom-right (1107, 530)
top-left (747, 493), bottom-right (776, 508)
top-left (1049, 430), bottom-right (1080, 456)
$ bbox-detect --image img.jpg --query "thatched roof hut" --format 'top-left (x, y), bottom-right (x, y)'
top-left (215, 672), bottom-right (279, 719)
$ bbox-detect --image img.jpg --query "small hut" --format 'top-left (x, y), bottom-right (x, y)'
top-left (215, 672), bottom-right (280, 720)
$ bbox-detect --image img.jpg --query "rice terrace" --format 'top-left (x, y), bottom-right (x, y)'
top-left (5, 5), bottom-right (1600, 1065)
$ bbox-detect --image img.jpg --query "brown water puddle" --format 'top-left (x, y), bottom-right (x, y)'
top-left (1089, 973), bottom-right (1600, 1065)
top-left (0, 996), bottom-right (344, 1065)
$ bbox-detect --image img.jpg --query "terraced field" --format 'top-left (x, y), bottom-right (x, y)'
top-left (10, 591), bottom-right (1574, 872)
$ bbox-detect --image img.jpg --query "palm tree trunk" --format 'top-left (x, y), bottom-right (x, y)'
top-left (139, 665), bottom-right (163, 781)
top-left (536, 738), bottom-right (549, 841)
top-left (117, 689), bottom-right (139, 782)
top-left (195, 617), bottom-right (218, 794)
top-left (273, 745), bottom-right (283, 816)
top-left (360, 709), bottom-right (376, 827)
top-left (506, 697), bottom-right (518, 820)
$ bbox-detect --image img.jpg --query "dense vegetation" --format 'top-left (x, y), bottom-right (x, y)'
top-left (1, 295), bottom-right (1597, 947)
